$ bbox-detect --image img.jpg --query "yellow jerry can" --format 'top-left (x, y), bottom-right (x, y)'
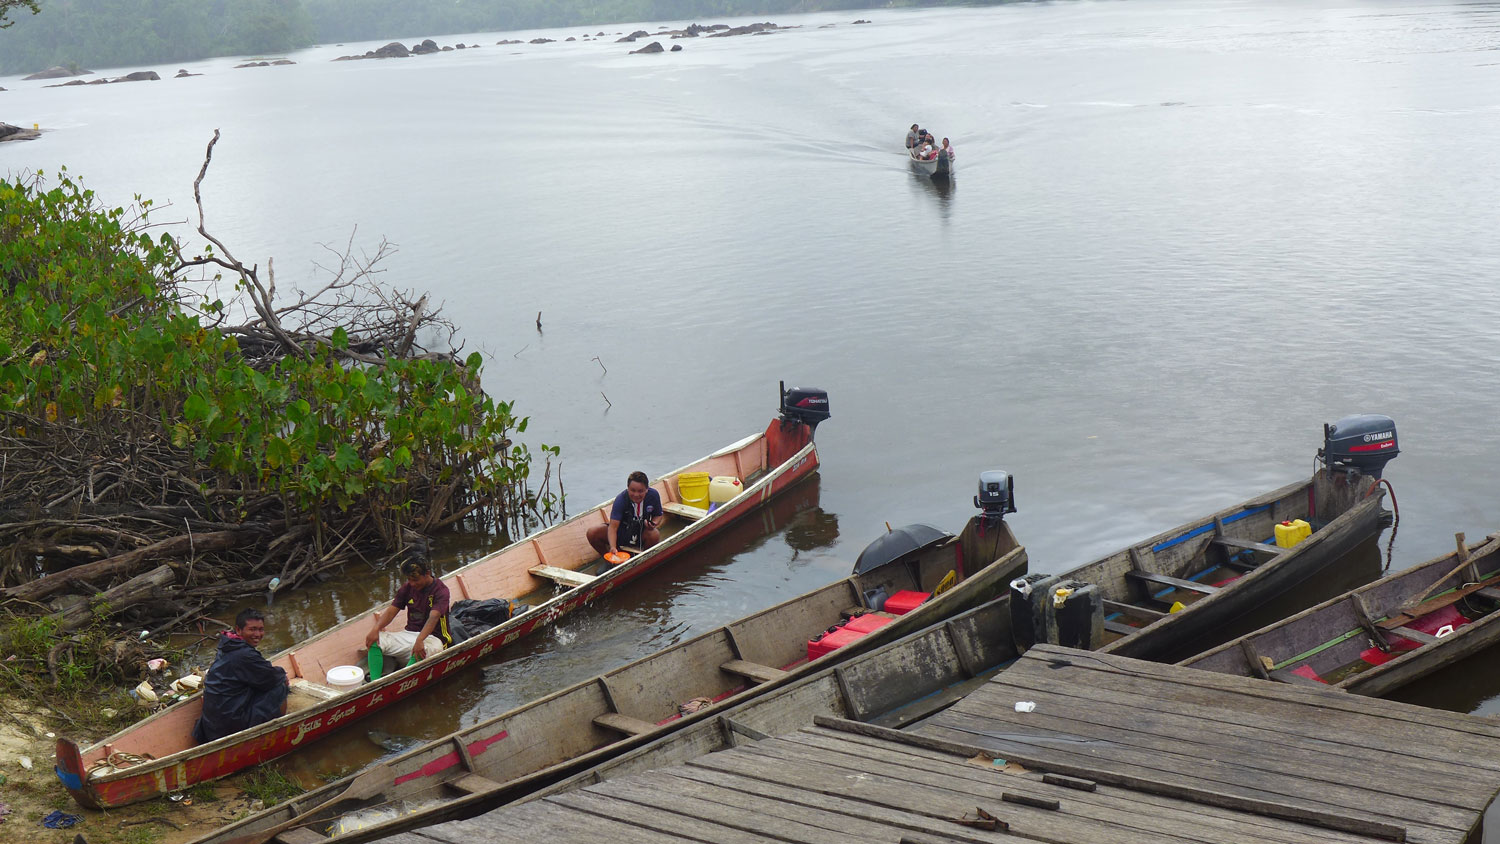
top-left (1274, 519), bottom-right (1312, 549)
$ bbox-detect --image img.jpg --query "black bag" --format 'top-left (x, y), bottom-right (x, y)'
top-left (447, 598), bottom-right (526, 644)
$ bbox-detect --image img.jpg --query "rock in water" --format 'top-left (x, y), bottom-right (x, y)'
top-left (374, 41), bottom-right (410, 58)
top-left (23, 65), bottom-right (88, 80)
top-left (630, 41), bottom-right (665, 54)
top-left (670, 44), bottom-right (682, 52)
top-left (366, 729), bottom-right (422, 753)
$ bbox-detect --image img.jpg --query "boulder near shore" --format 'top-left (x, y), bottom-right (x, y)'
top-left (630, 41), bottom-right (665, 54)
top-left (0, 122), bottom-right (40, 141)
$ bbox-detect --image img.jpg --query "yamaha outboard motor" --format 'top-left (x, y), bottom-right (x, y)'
top-left (779, 382), bottom-right (830, 433)
top-left (1320, 414), bottom-right (1399, 479)
top-left (975, 470), bottom-right (1016, 518)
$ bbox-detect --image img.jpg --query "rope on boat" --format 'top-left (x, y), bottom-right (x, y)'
top-left (89, 750), bottom-right (156, 772)
top-left (1369, 478), bottom-right (1399, 572)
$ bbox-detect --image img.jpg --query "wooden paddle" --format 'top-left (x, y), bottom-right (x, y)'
top-left (1378, 535), bottom-right (1500, 632)
top-left (222, 761), bottom-right (396, 844)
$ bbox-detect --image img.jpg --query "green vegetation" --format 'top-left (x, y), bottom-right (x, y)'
top-left (0, 0), bottom-right (37, 29)
top-left (0, 0), bottom-right (312, 74)
top-left (0, 0), bottom-right (981, 75)
top-left (0, 162), bottom-right (559, 704)
top-left (240, 765), bottom-right (304, 806)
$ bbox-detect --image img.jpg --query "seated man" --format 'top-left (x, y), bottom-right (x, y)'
top-left (365, 560), bottom-right (452, 669)
top-left (192, 608), bottom-right (288, 744)
top-left (586, 470), bottom-right (665, 561)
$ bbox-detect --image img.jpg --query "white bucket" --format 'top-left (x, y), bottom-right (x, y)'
top-left (326, 665), bottom-right (363, 689)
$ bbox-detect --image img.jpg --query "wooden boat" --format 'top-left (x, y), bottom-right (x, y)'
top-left (1181, 532), bottom-right (1500, 697)
top-left (1014, 416), bottom-right (1399, 663)
top-left (907, 145), bottom-right (953, 179)
top-left (55, 384), bottom-right (832, 810)
top-left (178, 503), bottom-right (1027, 844)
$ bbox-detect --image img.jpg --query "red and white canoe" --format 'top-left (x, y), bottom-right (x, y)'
top-left (55, 384), bottom-right (830, 809)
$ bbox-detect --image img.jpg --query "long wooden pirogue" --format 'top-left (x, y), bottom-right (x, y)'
top-left (1038, 415), bottom-right (1400, 662)
top-left (55, 384), bottom-right (831, 809)
top-left (182, 506), bottom-right (1028, 844)
top-left (1182, 531), bottom-right (1500, 696)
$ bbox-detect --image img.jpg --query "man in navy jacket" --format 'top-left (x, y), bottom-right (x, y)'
top-left (191, 608), bottom-right (288, 744)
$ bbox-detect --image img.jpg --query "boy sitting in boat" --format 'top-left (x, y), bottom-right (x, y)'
top-left (191, 608), bottom-right (288, 744)
top-left (587, 470), bottom-right (666, 562)
top-left (364, 559), bottom-right (452, 666)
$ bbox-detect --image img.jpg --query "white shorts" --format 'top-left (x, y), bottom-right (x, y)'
top-left (378, 630), bottom-right (447, 662)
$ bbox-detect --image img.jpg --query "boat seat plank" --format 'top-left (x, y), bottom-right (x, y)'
top-left (719, 660), bottom-right (789, 684)
top-left (663, 502), bottom-right (708, 521)
top-left (1102, 600), bottom-right (1164, 621)
top-left (448, 773), bottom-right (503, 795)
top-left (1127, 571), bottom-right (1221, 596)
top-left (1267, 668), bottom-right (1328, 688)
top-left (1389, 626), bottom-right (1441, 646)
top-left (1213, 537), bottom-right (1285, 556)
top-left (593, 712), bottom-right (657, 736)
top-left (272, 829), bottom-right (327, 844)
top-left (1476, 586), bottom-right (1500, 602)
top-left (1103, 619), bottom-right (1140, 636)
top-left (529, 565), bottom-right (597, 588)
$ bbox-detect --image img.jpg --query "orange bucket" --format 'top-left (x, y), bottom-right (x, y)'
top-left (604, 550), bottom-right (632, 565)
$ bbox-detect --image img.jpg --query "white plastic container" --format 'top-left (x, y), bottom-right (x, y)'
top-left (708, 476), bottom-right (742, 508)
top-left (326, 665), bottom-right (363, 689)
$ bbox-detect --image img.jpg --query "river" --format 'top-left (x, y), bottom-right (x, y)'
top-left (5, 0), bottom-right (1500, 811)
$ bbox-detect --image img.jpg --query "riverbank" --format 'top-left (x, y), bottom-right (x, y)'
top-left (0, 695), bottom-right (265, 844)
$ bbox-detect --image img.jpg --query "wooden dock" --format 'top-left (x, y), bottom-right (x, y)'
top-left (382, 644), bottom-right (1500, 844)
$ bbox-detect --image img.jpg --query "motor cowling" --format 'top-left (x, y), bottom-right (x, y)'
top-left (1322, 414), bottom-right (1399, 479)
top-left (780, 384), bottom-right (830, 430)
top-left (975, 470), bottom-right (1016, 517)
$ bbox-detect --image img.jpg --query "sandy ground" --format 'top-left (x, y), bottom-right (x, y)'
top-left (0, 697), bottom-right (263, 844)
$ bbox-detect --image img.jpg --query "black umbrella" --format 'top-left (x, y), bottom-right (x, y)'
top-left (852, 523), bottom-right (954, 575)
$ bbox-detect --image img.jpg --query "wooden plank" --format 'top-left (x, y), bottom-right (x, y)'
top-left (628, 770), bottom-right (892, 844)
top-left (594, 712), bottom-right (657, 736)
top-left (662, 502), bottom-right (707, 521)
top-left (584, 774), bottom-right (870, 844)
top-left (719, 659), bottom-right (788, 684)
top-left (547, 788), bottom-right (793, 844)
top-left (1239, 639), bottom-right (1271, 680)
top-left (1104, 619), bottom-right (1140, 636)
top-left (1002, 792), bottom-right (1060, 810)
top-left (1389, 627), bottom-right (1441, 646)
top-left (812, 716), bottom-right (1409, 843)
top-left (447, 773), bottom-right (502, 795)
top-left (985, 649), bottom-right (1500, 782)
top-left (778, 728), bottom-right (1388, 844)
top-left (1043, 774), bottom-right (1097, 792)
top-left (1476, 586), bottom-right (1500, 601)
top-left (1350, 593), bottom-right (1390, 651)
top-left (718, 733), bottom-right (1368, 844)
top-left (1103, 600), bottom-right (1165, 621)
top-left (528, 565), bottom-right (596, 588)
top-left (962, 667), bottom-right (1492, 806)
top-left (1019, 644), bottom-right (1500, 744)
top-left (1213, 536), bottom-right (1285, 557)
top-left (451, 735), bottom-right (475, 772)
top-left (1128, 571), bottom-right (1221, 596)
top-left (271, 828), bottom-right (326, 844)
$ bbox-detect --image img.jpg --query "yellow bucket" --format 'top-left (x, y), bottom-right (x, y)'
top-left (677, 472), bottom-right (710, 511)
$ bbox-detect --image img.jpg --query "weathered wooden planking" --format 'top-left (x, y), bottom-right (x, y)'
top-left (689, 739), bottom-right (1208, 844)
top-left (960, 676), bottom-right (1486, 809)
top-left (583, 774), bottom-right (872, 844)
top-left (546, 789), bottom-right (789, 844)
top-left (1017, 644), bottom-right (1500, 744)
top-left (773, 729), bottom-right (1375, 844)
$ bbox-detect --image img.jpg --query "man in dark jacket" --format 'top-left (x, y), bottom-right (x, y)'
top-left (191, 608), bottom-right (288, 744)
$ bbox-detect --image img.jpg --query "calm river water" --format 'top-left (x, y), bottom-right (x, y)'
top-left (6, 0), bottom-right (1500, 805)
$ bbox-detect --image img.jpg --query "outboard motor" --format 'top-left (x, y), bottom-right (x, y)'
top-left (975, 470), bottom-right (1016, 518)
top-left (1009, 572), bottom-right (1061, 652)
top-left (779, 382), bottom-right (830, 433)
top-left (1320, 414), bottom-right (1399, 479)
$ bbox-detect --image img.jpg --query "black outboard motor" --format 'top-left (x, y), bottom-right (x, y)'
top-left (779, 382), bottom-right (830, 433)
top-left (1320, 414), bottom-right (1399, 479)
top-left (974, 470), bottom-right (1016, 518)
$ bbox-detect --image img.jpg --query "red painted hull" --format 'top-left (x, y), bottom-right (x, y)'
top-left (57, 418), bottom-right (818, 809)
